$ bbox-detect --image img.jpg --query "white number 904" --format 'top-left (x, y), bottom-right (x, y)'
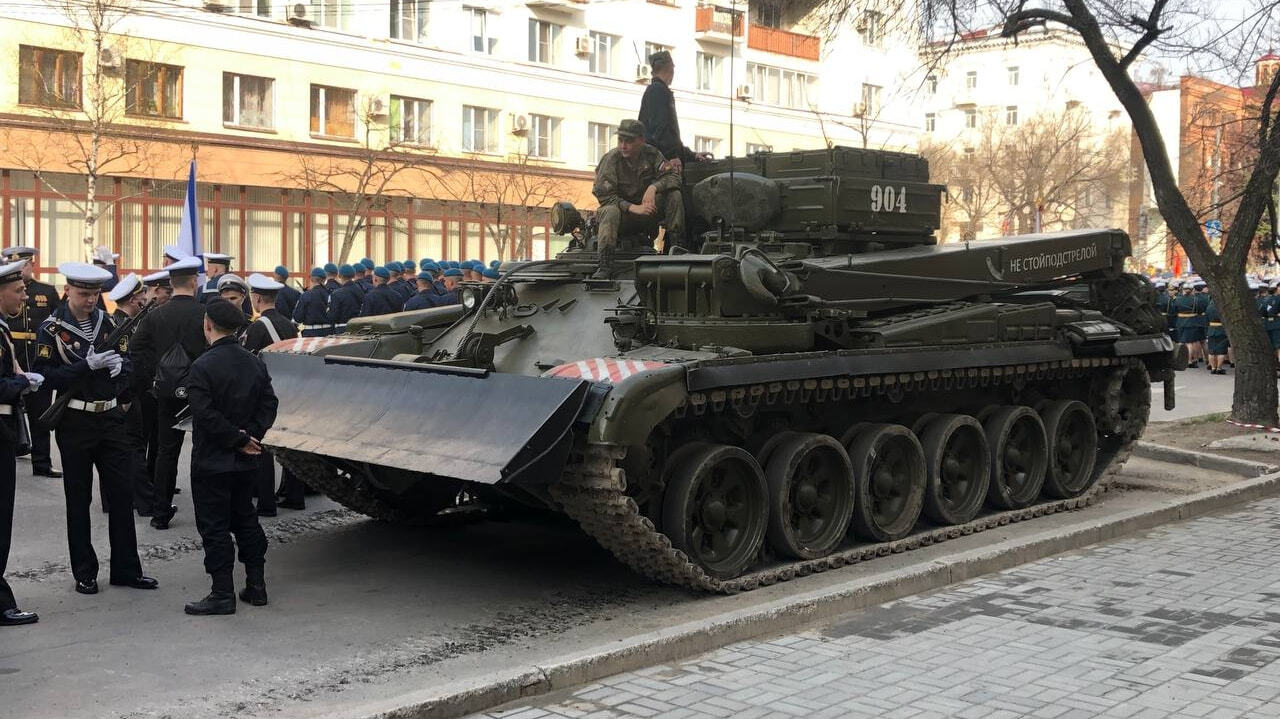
top-left (870, 185), bottom-right (908, 213)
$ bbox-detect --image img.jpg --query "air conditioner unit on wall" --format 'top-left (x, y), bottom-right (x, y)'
top-left (287, 3), bottom-right (313, 27)
top-left (98, 47), bottom-right (122, 70)
top-left (852, 101), bottom-right (867, 116)
top-left (635, 64), bottom-right (651, 83)
top-left (368, 96), bottom-right (388, 117)
top-left (202, 0), bottom-right (230, 11)
top-left (511, 113), bottom-right (530, 135)
top-left (575, 36), bottom-right (592, 55)
top-left (735, 84), bottom-right (752, 100)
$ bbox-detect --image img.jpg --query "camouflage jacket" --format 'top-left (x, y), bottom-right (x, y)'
top-left (593, 146), bottom-right (680, 210)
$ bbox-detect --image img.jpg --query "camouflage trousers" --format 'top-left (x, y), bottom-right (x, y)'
top-left (595, 190), bottom-right (684, 251)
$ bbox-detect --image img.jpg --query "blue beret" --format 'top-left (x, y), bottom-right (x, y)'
top-left (468, 259), bottom-right (481, 267)
top-left (419, 259), bottom-right (433, 271)
top-left (422, 257), bottom-right (435, 265)
top-left (389, 261), bottom-right (405, 272)
top-left (417, 271), bottom-right (434, 281)
top-left (310, 267), bottom-right (326, 279)
top-left (373, 266), bottom-right (390, 279)
top-left (443, 268), bottom-right (463, 277)
top-left (323, 263), bottom-right (338, 274)
top-left (447, 261), bottom-right (460, 269)
top-left (482, 267), bottom-right (500, 279)
top-left (405, 259), bottom-right (415, 268)
top-left (489, 260), bottom-right (501, 269)
top-left (339, 264), bottom-right (355, 278)
top-left (423, 262), bottom-right (440, 272)
top-left (274, 265), bottom-right (289, 278)
top-left (361, 258), bottom-right (375, 270)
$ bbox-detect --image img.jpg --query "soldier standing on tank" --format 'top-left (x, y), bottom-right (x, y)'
top-left (293, 268), bottom-right (334, 337)
top-left (2, 247), bottom-right (62, 478)
top-left (272, 266), bottom-right (301, 320)
top-left (639, 51), bottom-right (711, 171)
top-left (183, 299), bottom-right (277, 616)
top-left (592, 119), bottom-right (683, 280)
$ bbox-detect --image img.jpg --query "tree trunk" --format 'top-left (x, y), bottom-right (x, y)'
top-left (1201, 263), bottom-right (1279, 425)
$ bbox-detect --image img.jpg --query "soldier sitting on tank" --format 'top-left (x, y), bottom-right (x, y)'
top-left (591, 119), bottom-right (683, 280)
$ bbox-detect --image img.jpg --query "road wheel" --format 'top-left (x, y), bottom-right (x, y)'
top-left (919, 414), bottom-right (990, 525)
top-left (1040, 400), bottom-right (1099, 498)
top-left (662, 443), bottom-right (768, 580)
top-left (983, 406), bottom-right (1048, 509)
top-left (764, 433), bottom-right (854, 559)
top-left (847, 424), bottom-right (926, 542)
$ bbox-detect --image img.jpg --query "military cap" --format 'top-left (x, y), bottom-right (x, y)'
top-left (2, 246), bottom-right (37, 260)
top-left (387, 261), bottom-right (404, 273)
top-left (166, 256), bottom-right (202, 277)
top-left (247, 273), bottom-right (284, 293)
top-left (216, 273), bottom-right (248, 294)
top-left (1153, 279), bottom-right (1167, 290)
top-left (205, 298), bottom-right (246, 331)
top-left (142, 270), bottom-right (171, 288)
top-left (373, 266), bottom-right (390, 279)
top-left (421, 258), bottom-right (435, 267)
top-left (310, 267), bottom-right (326, 279)
top-left (447, 261), bottom-right (460, 269)
top-left (162, 245), bottom-right (188, 262)
top-left (323, 262), bottom-right (338, 275)
top-left (0, 261), bottom-right (24, 285)
top-left (419, 259), bottom-right (432, 271)
top-left (490, 260), bottom-right (501, 269)
top-left (649, 49), bottom-right (672, 69)
top-left (416, 271), bottom-right (434, 281)
top-left (59, 262), bottom-right (113, 289)
top-left (443, 268), bottom-right (463, 277)
top-left (361, 258), bottom-right (375, 270)
top-left (339, 264), bottom-right (355, 278)
top-left (404, 259), bottom-right (415, 269)
top-left (107, 273), bottom-right (144, 302)
top-left (423, 262), bottom-right (441, 273)
top-left (274, 265), bottom-right (290, 278)
top-left (204, 252), bottom-right (233, 266)
top-left (467, 258), bottom-right (481, 267)
top-left (482, 267), bottom-right (501, 280)
top-left (617, 118), bottom-right (645, 139)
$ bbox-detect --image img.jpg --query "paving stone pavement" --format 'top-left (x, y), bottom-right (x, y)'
top-left (475, 496), bottom-right (1280, 719)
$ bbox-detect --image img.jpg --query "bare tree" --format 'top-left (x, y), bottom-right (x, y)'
top-left (436, 151), bottom-right (570, 261)
top-left (818, 0), bottom-right (1280, 424)
top-left (919, 136), bottom-right (1003, 241)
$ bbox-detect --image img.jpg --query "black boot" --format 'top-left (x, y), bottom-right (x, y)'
top-left (590, 247), bottom-right (615, 281)
top-left (239, 565), bottom-right (268, 606)
top-left (184, 591), bottom-right (236, 615)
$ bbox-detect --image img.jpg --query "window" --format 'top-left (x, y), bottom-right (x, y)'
top-left (1007, 66), bottom-right (1019, 86)
top-left (696, 52), bottom-right (722, 92)
top-left (230, 0), bottom-right (270, 16)
top-left (309, 85), bottom-right (355, 138)
top-left (588, 122), bottom-right (611, 165)
top-left (859, 11), bottom-right (883, 46)
top-left (528, 19), bottom-right (561, 64)
top-left (528, 114), bottom-right (560, 158)
top-left (753, 3), bottom-right (782, 28)
top-left (860, 83), bottom-right (881, 116)
top-left (645, 42), bottom-right (672, 63)
top-left (467, 7), bottom-right (495, 54)
top-left (391, 95), bottom-right (431, 145)
top-left (926, 74), bottom-right (937, 94)
top-left (390, 0), bottom-right (427, 42)
top-left (746, 63), bottom-right (815, 109)
top-left (462, 105), bottom-right (499, 152)
top-left (589, 31), bottom-right (616, 75)
top-left (222, 72), bottom-right (273, 129)
top-left (18, 46), bottom-right (81, 108)
top-left (965, 70), bottom-right (977, 89)
top-left (924, 113), bottom-right (935, 133)
top-left (964, 108), bottom-right (977, 128)
top-left (125, 60), bottom-right (182, 119)
top-left (745, 142), bottom-right (773, 154)
top-left (1005, 105), bottom-right (1018, 125)
top-left (694, 137), bottom-right (720, 156)
top-left (309, 0), bottom-right (346, 29)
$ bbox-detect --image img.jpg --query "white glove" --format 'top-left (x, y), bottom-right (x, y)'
top-left (91, 245), bottom-right (114, 265)
top-left (106, 355), bottom-right (123, 378)
top-left (85, 348), bottom-right (120, 372)
top-left (20, 372), bottom-right (43, 392)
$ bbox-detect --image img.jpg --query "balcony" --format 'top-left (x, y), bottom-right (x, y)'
top-left (526, 0), bottom-right (586, 14)
top-left (747, 24), bottom-right (820, 61)
top-left (695, 5), bottom-right (744, 44)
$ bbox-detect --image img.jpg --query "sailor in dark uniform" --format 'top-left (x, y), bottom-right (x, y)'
top-left (329, 265), bottom-right (364, 331)
top-left (143, 270), bottom-right (173, 306)
top-left (0, 259), bottom-right (43, 627)
top-left (293, 267), bottom-right (334, 337)
top-left (198, 253), bottom-right (231, 303)
top-left (359, 267), bottom-right (403, 316)
top-left (216, 274), bottom-right (251, 323)
top-left (35, 262), bottom-right (157, 595)
top-left (272, 266), bottom-right (301, 319)
top-left (2, 246), bottom-right (63, 478)
top-left (323, 263), bottom-right (340, 291)
top-left (106, 274), bottom-right (156, 516)
top-left (241, 274), bottom-right (299, 516)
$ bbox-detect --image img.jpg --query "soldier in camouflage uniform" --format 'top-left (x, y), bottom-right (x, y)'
top-left (591, 119), bottom-right (683, 279)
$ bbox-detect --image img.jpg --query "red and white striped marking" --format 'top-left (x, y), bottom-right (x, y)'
top-left (263, 335), bottom-right (366, 355)
top-left (543, 358), bottom-right (668, 383)
top-left (1225, 418), bottom-right (1280, 433)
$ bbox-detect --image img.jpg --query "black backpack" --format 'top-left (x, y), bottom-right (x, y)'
top-left (153, 342), bottom-right (193, 399)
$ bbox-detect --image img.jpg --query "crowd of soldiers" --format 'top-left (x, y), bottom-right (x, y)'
top-left (1154, 276), bottom-right (1280, 375)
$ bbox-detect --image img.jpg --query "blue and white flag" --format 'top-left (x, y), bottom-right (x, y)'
top-left (176, 160), bottom-right (202, 258)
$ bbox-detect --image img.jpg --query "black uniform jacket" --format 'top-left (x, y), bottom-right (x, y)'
top-left (241, 308), bottom-right (298, 354)
top-left (8, 280), bottom-right (59, 372)
top-left (639, 77), bottom-right (696, 165)
top-left (185, 336), bottom-right (278, 476)
top-left (292, 285), bottom-right (331, 326)
top-left (275, 284), bottom-right (301, 319)
top-left (360, 284), bottom-right (403, 316)
top-left (0, 320), bottom-right (33, 443)
top-left (329, 283), bottom-right (363, 325)
top-left (129, 295), bottom-right (207, 395)
top-left (33, 306), bottom-right (131, 402)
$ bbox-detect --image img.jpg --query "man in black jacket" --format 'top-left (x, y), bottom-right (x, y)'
top-left (128, 256), bottom-right (206, 529)
top-left (3, 246), bottom-right (63, 478)
top-left (272, 266), bottom-right (301, 319)
top-left (243, 274), bottom-right (299, 514)
top-left (638, 50), bottom-right (712, 172)
top-left (183, 300), bottom-right (277, 616)
top-left (107, 274), bottom-right (156, 517)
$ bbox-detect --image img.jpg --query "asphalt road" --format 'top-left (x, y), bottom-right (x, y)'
top-left (1152, 364), bottom-right (1234, 421)
top-left (0, 369), bottom-right (1241, 718)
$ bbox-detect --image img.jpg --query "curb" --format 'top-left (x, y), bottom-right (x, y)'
top-left (1134, 441), bottom-right (1277, 477)
top-left (348, 470), bottom-right (1280, 719)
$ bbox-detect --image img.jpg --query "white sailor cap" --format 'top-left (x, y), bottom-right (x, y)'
top-left (0, 261), bottom-right (24, 285)
top-left (107, 273), bottom-right (144, 301)
top-left (58, 262), bottom-right (113, 290)
top-left (203, 252), bottom-right (233, 266)
top-left (162, 245), bottom-right (189, 261)
top-left (2, 246), bottom-right (37, 260)
top-left (247, 273), bottom-right (283, 293)
top-left (142, 270), bottom-right (171, 288)
top-left (166, 256), bottom-right (202, 277)
top-left (216, 273), bottom-right (248, 293)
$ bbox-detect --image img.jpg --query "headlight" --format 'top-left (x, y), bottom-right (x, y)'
top-left (462, 288), bottom-right (479, 310)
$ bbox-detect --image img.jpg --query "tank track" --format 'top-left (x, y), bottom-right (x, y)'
top-left (550, 357), bottom-right (1144, 594)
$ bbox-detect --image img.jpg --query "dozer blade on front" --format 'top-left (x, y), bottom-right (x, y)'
top-left (261, 352), bottom-right (593, 484)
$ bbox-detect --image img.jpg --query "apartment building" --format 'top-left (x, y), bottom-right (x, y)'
top-left (0, 0), bottom-right (922, 279)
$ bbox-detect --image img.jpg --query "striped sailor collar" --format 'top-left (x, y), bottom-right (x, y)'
top-left (46, 306), bottom-right (105, 343)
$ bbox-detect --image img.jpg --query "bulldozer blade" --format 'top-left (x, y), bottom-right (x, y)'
top-left (261, 352), bottom-right (592, 485)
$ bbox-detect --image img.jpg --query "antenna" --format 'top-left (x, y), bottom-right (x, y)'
top-left (728, 0), bottom-right (737, 230)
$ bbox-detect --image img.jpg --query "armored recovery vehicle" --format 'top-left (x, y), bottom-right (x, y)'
top-left (262, 146), bottom-right (1175, 593)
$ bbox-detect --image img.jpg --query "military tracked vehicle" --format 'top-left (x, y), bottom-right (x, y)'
top-left (262, 146), bottom-right (1175, 593)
